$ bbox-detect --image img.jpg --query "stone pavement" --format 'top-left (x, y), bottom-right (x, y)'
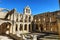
top-left (38, 35), bottom-right (60, 40)
top-left (0, 35), bottom-right (13, 40)
top-left (21, 33), bottom-right (60, 40)
top-left (0, 33), bottom-right (59, 40)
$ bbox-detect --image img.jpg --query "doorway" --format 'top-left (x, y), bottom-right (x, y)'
top-left (0, 22), bottom-right (11, 34)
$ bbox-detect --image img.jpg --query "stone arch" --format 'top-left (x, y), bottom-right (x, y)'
top-left (0, 22), bottom-right (11, 34)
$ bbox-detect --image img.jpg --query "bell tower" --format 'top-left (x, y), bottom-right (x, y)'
top-left (23, 5), bottom-right (31, 15)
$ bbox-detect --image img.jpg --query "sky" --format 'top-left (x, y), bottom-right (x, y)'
top-left (59, 0), bottom-right (60, 9)
top-left (0, 0), bottom-right (59, 15)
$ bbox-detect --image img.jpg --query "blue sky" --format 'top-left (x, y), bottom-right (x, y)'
top-left (0, 0), bottom-right (59, 15)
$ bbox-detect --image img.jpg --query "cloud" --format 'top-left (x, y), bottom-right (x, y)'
top-left (0, 8), bottom-right (6, 11)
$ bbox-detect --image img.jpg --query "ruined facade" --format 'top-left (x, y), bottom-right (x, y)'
top-left (33, 10), bottom-right (60, 34)
top-left (0, 6), bottom-right (33, 37)
top-left (0, 6), bottom-right (60, 40)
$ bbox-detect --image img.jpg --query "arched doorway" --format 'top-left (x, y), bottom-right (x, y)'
top-left (40, 24), bottom-right (43, 32)
top-left (24, 24), bottom-right (27, 30)
top-left (0, 22), bottom-right (11, 34)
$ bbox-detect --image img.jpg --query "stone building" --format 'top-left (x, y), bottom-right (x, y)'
top-left (1, 6), bottom-right (60, 40)
top-left (33, 10), bottom-right (60, 34)
top-left (0, 6), bottom-right (33, 36)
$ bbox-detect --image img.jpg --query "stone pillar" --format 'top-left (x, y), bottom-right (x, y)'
top-left (23, 15), bottom-right (24, 22)
top-left (18, 14), bottom-right (20, 22)
top-left (16, 24), bottom-right (21, 37)
top-left (23, 24), bottom-right (24, 32)
top-left (22, 14), bottom-right (25, 33)
top-left (30, 24), bottom-right (32, 32)
top-left (12, 23), bottom-right (16, 34)
top-left (9, 24), bottom-right (11, 34)
top-left (38, 24), bottom-right (40, 32)
top-left (10, 25), bottom-right (13, 34)
top-left (27, 24), bottom-right (29, 32)
top-left (57, 19), bottom-right (60, 35)
top-left (6, 25), bottom-right (10, 34)
top-left (27, 16), bottom-right (29, 22)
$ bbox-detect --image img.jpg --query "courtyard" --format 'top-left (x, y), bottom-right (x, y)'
top-left (20, 32), bottom-right (60, 40)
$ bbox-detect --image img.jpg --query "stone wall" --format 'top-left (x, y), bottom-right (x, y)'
top-left (33, 10), bottom-right (60, 34)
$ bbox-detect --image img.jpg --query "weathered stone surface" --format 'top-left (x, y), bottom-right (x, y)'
top-left (33, 10), bottom-right (60, 34)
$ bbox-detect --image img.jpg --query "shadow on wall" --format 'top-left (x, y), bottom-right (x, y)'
top-left (0, 22), bottom-right (11, 34)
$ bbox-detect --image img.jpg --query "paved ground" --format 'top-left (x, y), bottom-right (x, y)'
top-left (0, 33), bottom-right (59, 40)
top-left (39, 35), bottom-right (60, 40)
top-left (37, 32), bottom-right (60, 40)
top-left (22, 33), bottom-right (60, 40)
top-left (0, 35), bottom-right (13, 40)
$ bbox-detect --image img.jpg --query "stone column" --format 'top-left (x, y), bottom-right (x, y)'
top-left (30, 24), bottom-right (32, 32)
top-left (23, 24), bottom-right (24, 32)
top-left (57, 19), bottom-right (60, 35)
top-left (16, 24), bottom-right (21, 37)
top-left (27, 16), bottom-right (29, 22)
top-left (6, 25), bottom-right (9, 34)
top-left (10, 25), bottom-right (13, 34)
top-left (12, 23), bottom-right (16, 34)
top-left (23, 15), bottom-right (24, 32)
top-left (27, 24), bottom-right (29, 32)
top-left (18, 14), bottom-right (20, 22)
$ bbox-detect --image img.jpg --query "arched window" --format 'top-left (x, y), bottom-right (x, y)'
top-left (36, 24), bottom-right (38, 30)
top-left (20, 15), bottom-right (23, 22)
top-left (24, 24), bottom-right (27, 30)
top-left (25, 15), bottom-right (27, 22)
top-left (29, 16), bottom-right (31, 22)
top-left (16, 24), bottom-right (18, 31)
top-left (29, 24), bottom-right (30, 27)
top-left (20, 24), bottom-right (23, 31)
top-left (16, 15), bottom-right (18, 22)
top-left (50, 17), bottom-right (51, 22)
top-left (40, 24), bottom-right (43, 32)
top-left (26, 9), bottom-right (30, 13)
top-left (29, 24), bottom-right (31, 32)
